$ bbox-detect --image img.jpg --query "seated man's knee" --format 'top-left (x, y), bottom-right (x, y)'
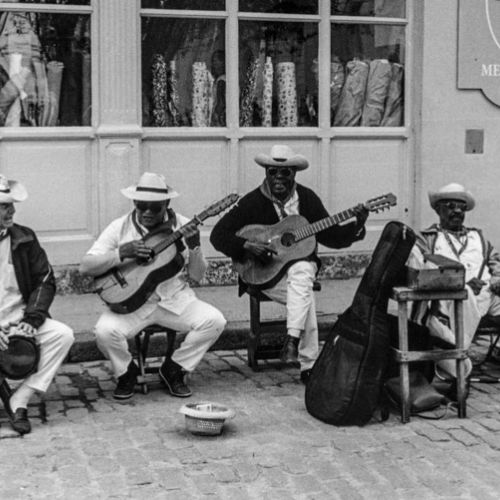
top-left (58, 323), bottom-right (75, 348)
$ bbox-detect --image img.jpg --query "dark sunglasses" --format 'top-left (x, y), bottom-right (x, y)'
top-left (439, 200), bottom-right (467, 211)
top-left (266, 167), bottom-right (294, 178)
top-left (135, 201), bottom-right (165, 213)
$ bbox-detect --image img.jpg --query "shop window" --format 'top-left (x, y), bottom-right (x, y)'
top-left (330, 24), bottom-right (405, 126)
top-left (239, 21), bottom-right (318, 127)
top-left (239, 0), bottom-right (317, 14)
top-left (332, 0), bottom-right (405, 17)
top-left (0, 10), bottom-right (91, 127)
top-left (142, 17), bottom-right (225, 127)
top-left (0, 0), bottom-right (90, 4)
top-left (142, 0), bottom-right (224, 10)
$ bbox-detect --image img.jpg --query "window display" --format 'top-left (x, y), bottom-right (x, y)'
top-left (0, 10), bottom-right (91, 127)
top-left (142, 0), bottom-right (224, 10)
top-left (330, 24), bottom-right (404, 126)
top-left (239, 0), bottom-right (317, 14)
top-left (239, 21), bottom-right (318, 127)
top-left (142, 17), bottom-right (225, 127)
top-left (332, 0), bottom-right (405, 17)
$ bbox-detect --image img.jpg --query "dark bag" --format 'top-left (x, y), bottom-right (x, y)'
top-left (0, 335), bottom-right (40, 380)
top-left (305, 221), bottom-right (416, 426)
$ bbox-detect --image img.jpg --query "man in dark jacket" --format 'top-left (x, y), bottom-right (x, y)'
top-left (0, 175), bottom-right (74, 434)
top-left (210, 145), bottom-right (368, 383)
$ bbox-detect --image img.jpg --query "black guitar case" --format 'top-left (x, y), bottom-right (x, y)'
top-left (305, 221), bottom-right (416, 426)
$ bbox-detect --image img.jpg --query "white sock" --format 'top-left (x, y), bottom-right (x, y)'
top-left (10, 383), bottom-right (35, 412)
top-left (287, 328), bottom-right (302, 339)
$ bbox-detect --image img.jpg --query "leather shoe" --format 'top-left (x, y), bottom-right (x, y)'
top-left (113, 361), bottom-right (139, 400)
top-left (11, 408), bottom-right (31, 435)
top-left (159, 360), bottom-right (192, 398)
top-left (280, 335), bottom-right (299, 364)
top-left (300, 369), bottom-right (312, 385)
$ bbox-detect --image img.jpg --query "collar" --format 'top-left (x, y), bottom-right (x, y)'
top-left (421, 223), bottom-right (475, 235)
top-left (0, 228), bottom-right (8, 241)
top-left (259, 180), bottom-right (297, 207)
top-left (132, 208), bottom-right (177, 237)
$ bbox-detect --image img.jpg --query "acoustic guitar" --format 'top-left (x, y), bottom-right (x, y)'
top-left (233, 193), bottom-right (397, 288)
top-left (94, 193), bottom-right (239, 314)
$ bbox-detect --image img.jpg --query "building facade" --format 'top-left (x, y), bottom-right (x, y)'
top-left (0, 0), bottom-right (497, 275)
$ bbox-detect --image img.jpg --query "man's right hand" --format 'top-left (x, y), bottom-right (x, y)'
top-left (243, 240), bottom-right (277, 263)
top-left (119, 240), bottom-right (153, 261)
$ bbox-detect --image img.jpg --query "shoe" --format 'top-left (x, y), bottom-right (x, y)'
top-left (11, 408), bottom-right (31, 435)
top-left (300, 369), bottom-right (312, 385)
top-left (159, 359), bottom-right (192, 398)
top-left (280, 335), bottom-right (299, 364)
top-left (435, 376), bottom-right (471, 403)
top-left (113, 361), bottom-right (139, 400)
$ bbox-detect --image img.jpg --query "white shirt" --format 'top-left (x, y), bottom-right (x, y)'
top-left (273, 190), bottom-right (299, 219)
top-left (83, 211), bottom-right (207, 316)
top-left (0, 236), bottom-right (24, 327)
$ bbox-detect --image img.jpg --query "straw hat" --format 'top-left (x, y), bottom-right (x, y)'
top-left (428, 183), bottom-right (475, 211)
top-left (254, 145), bottom-right (309, 171)
top-left (0, 175), bottom-right (28, 203)
top-left (121, 172), bottom-right (179, 202)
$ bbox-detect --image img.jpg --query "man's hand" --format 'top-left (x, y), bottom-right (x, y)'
top-left (0, 327), bottom-right (9, 351)
top-left (10, 322), bottom-right (36, 338)
top-left (179, 222), bottom-right (201, 250)
top-left (119, 240), bottom-right (153, 261)
top-left (467, 277), bottom-right (486, 296)
top-left (490, 280), bottom-right (500, 296)
top-left (352, 203), bottom-right (369, 227)
top-left (243, 240), bottom-right (277, 264)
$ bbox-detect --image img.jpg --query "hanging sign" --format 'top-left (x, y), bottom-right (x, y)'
top-left (458, 0), bottom-right (500, 106)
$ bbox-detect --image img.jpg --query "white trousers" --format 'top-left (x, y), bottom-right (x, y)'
top-left (95, 299), bottom-right (226, 378)
top-left (428, 285), bottom-right (500, 377)
top-left (25, 318), bottom-right (74, 393)
top-left (262, 260), bottom-right (318, 371)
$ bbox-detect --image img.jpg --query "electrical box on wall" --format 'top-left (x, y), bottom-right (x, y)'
top-left (465, 129), bottom-right (484, 154)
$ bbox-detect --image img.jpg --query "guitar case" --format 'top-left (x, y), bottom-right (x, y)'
top-left (305, 221), bottom-right (416, 426)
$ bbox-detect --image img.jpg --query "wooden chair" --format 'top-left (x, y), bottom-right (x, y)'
top-left (135, 324), bottom-right (177, 394)
top-left (247, 280), bottom-right (321, 371)
top-left (472, 315), bottom-right (500, 371)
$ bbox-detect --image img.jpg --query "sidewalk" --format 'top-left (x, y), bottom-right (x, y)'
top-left (1, 342), bottom-right (500, 498)
top-left (51, 279), bottom-right (361, 362)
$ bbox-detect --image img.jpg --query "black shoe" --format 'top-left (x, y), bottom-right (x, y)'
top-left (300, 369), bottom-right (312, 385)
top-left (113, 361), bottom-right (139, 400)
top-left (11, 408), bottom-right (31, 435)
top-left (159, 360), bottom-right (192, 398)
top-left (435, 376), bottom-right (471, 403)
top-left (280, 335), bottom-right (299, 364)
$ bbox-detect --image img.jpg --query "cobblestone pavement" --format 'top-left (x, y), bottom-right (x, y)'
top-left (2, 346), bottom-right (500, 499)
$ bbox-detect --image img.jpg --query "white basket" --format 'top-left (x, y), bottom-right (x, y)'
top-left (180, 402), bottom-right (235, 436)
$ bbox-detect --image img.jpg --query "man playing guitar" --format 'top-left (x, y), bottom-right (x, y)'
top-left (80, 172), bottom-right (226, 400)
top-left (210, 145), bottom-right (368, 384)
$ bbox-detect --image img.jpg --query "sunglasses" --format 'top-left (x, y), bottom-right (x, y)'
top-left (135, 201), bottom-right (165, 213)
top-left (266, 167), bottom-right (294, 178)
top-left (439, 201), bottom-right (467, 211)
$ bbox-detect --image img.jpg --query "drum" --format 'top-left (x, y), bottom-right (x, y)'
top-left (0, 335), bottom-right (40, 380)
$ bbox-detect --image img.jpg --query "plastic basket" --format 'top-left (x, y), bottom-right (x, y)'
top-left (180, 402), bottom-right (235, 436)
top-left (185, 415), bottom-right (225, 436)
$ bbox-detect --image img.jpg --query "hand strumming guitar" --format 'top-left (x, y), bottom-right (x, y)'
top-left (243, 240), bottom-right (277, 264)
top-left (119, 240), bottom-right (154, 261)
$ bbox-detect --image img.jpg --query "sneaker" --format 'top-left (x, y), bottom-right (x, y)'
top-left (113, 361), bottom-right (139, 400)
top-left (159, 359), bottom-right (192, 398)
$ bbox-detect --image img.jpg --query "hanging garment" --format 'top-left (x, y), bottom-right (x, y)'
top-left (276, 61), bottom-right (298, 127)
top-left (45, 60), bottom-right (64, 126)
top-left (81, 52), bottom-right (91, 126)
top-left (167, 59), bottom-right (181, 126)
top-left (330, 58), bottom-right (345, 124)
top-left (361, 59), bottom-right (392, 126)
top-left (152, 54), bottom-right (169, 127)
top-left (261, 56), bottom-right (273, 127)
top-left (381, 62), bottom-right (404, 127)
top-left (240, 57), bottom-right (259, 126)
top-left (191, 61), bottom-right (214, 127)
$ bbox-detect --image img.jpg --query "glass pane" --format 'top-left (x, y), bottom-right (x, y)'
top-left (142, 0), bottom-right (224, 10)
top-left (142, 18), bottom-right (225, 127)
top-left (332, 0), bottom-right (405, 17)
top-left (0, 1), bottom-right (90, 4)
top-left (0, 11), bottom-right (91, 127)
top-left (239, 0), bottom-right (317, 14)
top-left (239, 21), bottom-right (318, 127)
top-left (331, 24), bottom-right (404, 126)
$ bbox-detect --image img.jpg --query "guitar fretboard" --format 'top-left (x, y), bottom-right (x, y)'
top-left (291, 208), bottom-right (356, 242)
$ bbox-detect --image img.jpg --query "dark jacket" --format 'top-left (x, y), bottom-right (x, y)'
top-left (210, 183), bottom-right (365, 292)
top-left (8, 224), bottom-right (56, 329)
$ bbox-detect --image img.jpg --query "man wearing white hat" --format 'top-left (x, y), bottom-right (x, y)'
top-left (80, 172), bottom-right (226, 400)
top-left (410, 183), bottom-right (500, 394)
top-left (211, 145), bottom-right (368, 383)
top-left (0, 175), bottom-right (74, 434)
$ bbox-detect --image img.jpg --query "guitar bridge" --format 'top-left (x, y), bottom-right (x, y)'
top-left (113, 269), bottom-right (128, 288)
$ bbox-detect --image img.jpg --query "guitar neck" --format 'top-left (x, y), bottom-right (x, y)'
top-left (151, 215), bottom-right (203, 254)
top-left (292, 207), bottom-right (357, 242)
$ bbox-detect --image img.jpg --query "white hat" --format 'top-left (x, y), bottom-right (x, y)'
top-left (254, 145), bottom-right (309, 171)
top-left (428, 183), bottom-right (475, 211)
top-left (0, 175), bottom-right (28, 203)
top-left (121, 172), bottom-right (179, 202)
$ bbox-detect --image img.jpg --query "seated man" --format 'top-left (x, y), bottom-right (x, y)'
top-left (409, 183), bottom-right (500, 386)
top-left (210, 145), bottom-right (368, 383)
top-left (80, 172), bottom-right (226, 400)
top-left (0, 175), bottom-right (74, 435)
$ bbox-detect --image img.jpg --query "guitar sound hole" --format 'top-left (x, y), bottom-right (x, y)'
top-left (281, 232), bottom-right (296, 247)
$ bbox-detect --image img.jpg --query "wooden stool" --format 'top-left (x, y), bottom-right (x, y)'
top-left (391, 286), bottom-right (468, 423)
top-left (135, 324), bottom-right (177, 394)
top-left (247, 280), bottom-right (321, 371)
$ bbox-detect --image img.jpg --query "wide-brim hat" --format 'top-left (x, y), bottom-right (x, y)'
top-left (0, 175), bottom-right (28, 203)
top-left (254, 145), bottom-right (309, 171)
top-left (0, 335), bottom-right (39, 380)
top-left (428, 183), bottom-right (475, 211)
top-left (121, 172), bottom-right (179, 202)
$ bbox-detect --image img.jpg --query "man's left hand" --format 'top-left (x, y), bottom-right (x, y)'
top-left (180, 222), bottom-right (201, 250)
top-left (467, 277), bottom-right (486, 296)
top-left (352, 204), bottom-right (369, 227)
top-left (10, 322), bottom-right (37, 338)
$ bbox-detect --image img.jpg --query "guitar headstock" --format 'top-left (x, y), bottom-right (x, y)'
top-left (364, 193), bottom-right (397, 213)
top-left (199, 193), bottom-right (240, 220)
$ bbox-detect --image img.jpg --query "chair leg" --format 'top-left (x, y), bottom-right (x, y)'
top-left (248, 295), bottom-right (261, 371)
top-left (135, 332), bottom-right (149, 394)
